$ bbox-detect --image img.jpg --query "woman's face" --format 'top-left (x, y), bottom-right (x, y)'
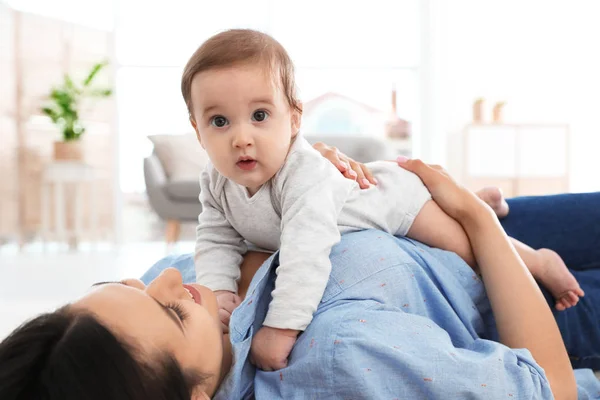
top-left (73, 268), bottom-right (223, 397)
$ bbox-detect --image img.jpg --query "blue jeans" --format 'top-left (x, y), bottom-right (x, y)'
top-left (502, 192), bottom-right (600, 370)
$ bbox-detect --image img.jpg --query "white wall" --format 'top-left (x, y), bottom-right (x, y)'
top-left (431, 0), bottom-right (600, 192)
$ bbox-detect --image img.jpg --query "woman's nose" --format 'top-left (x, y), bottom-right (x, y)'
top-left (146, 268), bottom-right (185, 298)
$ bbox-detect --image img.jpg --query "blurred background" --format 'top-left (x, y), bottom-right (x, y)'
top-left (1, 0), bottom-right (599, 335)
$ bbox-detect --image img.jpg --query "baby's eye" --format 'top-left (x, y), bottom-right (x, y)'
top-left (252, 110), bottom-right (269, 122)
top-left (210, 116), bottom-right (229, 128)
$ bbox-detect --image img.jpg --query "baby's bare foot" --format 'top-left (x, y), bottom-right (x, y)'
top-left (534, 248), bottom-right (585, 311)
top-left (476, 187), bottom-right (509, 218)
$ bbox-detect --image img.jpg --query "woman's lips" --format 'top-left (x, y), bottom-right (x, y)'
top-left (183, 284), bottom-right (202, 305)
top-left (237, 159), bottom-right (257, 171)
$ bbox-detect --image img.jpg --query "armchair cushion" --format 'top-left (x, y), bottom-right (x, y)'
top-left (148, 133), bottom-right (209, 182)
top-left (165, 181), bottom-right (201, 202)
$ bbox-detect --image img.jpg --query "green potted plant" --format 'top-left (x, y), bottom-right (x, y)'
top-left (41, 60), bottom-right (112, 161)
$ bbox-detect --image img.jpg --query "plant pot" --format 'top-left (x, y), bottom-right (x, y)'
top-left (53, 141), bottom-right (84, 161)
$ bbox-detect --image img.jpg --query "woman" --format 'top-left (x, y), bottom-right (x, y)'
top-left (0, 151), bottom-right (598, 399)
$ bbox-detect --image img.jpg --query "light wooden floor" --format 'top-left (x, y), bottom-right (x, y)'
top-left (0, 240), bottom-right (195, 339)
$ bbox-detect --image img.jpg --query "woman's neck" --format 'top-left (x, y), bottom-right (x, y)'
top-left (219, 333), bottom-right (233, 386)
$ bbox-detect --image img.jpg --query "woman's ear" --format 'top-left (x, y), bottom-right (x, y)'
top-left (291, 103), bottom-right (303, 137)
top-left (190, 117), bottom-right (204, 148)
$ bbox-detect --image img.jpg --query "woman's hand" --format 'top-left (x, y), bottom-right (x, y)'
top-left (397, 157), bottom-right (489, 224)
top-left (312, 142), bottom-right (377, 189)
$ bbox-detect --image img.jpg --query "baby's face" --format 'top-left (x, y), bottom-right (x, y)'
top-left (190, 64), bottom-right (300, 195)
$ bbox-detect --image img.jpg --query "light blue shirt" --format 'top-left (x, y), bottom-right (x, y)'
top-left (141, 230), bottom-right (600, 399)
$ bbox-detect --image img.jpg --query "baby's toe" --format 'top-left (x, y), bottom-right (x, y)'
top-left (560, 297), bottom-right (572, 310)
top-left (566, 291), bottom-right (580, 305)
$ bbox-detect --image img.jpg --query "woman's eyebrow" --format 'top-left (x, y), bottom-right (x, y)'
top-left (91, 281), bottom-right (122, 287)
top-left (90, 281), bottom-right (184, 333)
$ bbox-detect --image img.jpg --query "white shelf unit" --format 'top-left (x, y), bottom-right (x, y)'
top-left (460, 123), bottom-right (570, 198)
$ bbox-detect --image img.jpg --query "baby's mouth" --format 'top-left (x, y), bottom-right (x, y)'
top-left (236, 157), bottom-right (257, 171)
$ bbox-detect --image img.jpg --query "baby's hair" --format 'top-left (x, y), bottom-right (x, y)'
top-left (181, 29), bottom-right (302, 119)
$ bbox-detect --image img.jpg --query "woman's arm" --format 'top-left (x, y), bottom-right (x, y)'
top-left (399, 159), bottom-right (577, 400)
top-left (463, 206), bottom-right (576, 399)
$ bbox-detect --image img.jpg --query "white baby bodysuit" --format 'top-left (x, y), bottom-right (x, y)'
top-left (195, 136), bottom-right (431, 330)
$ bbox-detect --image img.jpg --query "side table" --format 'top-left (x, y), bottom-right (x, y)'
top-left (40, 162), bottom-right (98, 249)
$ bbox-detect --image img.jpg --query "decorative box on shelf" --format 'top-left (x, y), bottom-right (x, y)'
top-left (458, 123), bottom-right (570, 198)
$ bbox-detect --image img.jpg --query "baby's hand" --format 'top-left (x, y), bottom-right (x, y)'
top-left (214, 290), bottom-right (241, 333)
top-left (250, 326), bottom-right (299, 371)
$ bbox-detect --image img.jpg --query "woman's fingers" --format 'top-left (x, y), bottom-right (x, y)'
top-left (330, 148), bottom-right (352, 174)
top-left (397, 157), bottom-right (482, 223)
top-left (360, 163), bottom-right (378, 185)
top-left (343, 165), bottom-right (358, 180)
top-left (311, 141), bottom-right (376, 189)
top-left (398, 158), bottom-right (453, 189)
top-left (313, 142), bottom-right (348, 173)
top-left (348, 159), bottom-right (370, 189)
top-left (397, 158), bottom-right (435, 185)
top-left (333, 150), bottom-right (369, 188)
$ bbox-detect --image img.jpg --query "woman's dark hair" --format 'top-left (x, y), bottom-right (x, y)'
top-left (0, 307), bottom-right (207, 399)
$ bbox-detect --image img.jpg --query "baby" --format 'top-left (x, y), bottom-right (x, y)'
top-left (183, 29), bottom-right (583, 370)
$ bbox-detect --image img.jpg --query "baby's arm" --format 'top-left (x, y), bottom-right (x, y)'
top-left (195, 166), bottom-right (247, 328)
top-left (251, 144), bottom-right (350, 370)
top-left (264, 167), bottom-right (345, 331)
top-left (407, 200), bottom-right (476, 268)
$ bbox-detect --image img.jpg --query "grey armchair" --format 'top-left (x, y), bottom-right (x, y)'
top-left (144, 134), bottom-right (394, 243)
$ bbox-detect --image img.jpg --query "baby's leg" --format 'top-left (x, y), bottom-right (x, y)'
top-left (510, 238), bottom-right (584, 311)
top-left (476, 186), bottom-right (509, 218)
top-left (406, 200), bottom-right (477, 268)
top-left (407, 201), bottom-right (584, 311)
